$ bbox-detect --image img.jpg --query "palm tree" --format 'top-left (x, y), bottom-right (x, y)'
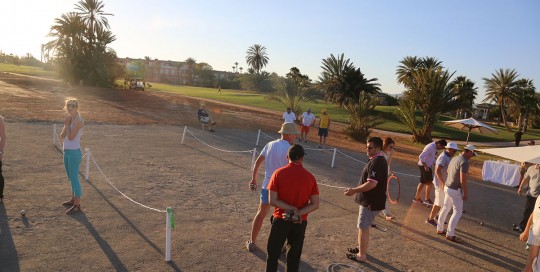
top-left (396, 56), bottom-right (442, 89)
top-left (483, 68), bottom-right (519, 129)
top-left (185, 57), bottom-right (196, 86)
top-left (319, 53), bottom-right (350, 82)
top-left (234, 62), bottom-right (239, 73)
top-left (344, 92), bottom-right (380, 142)
top-left (395, 56), bottom-right (455, 143)
top-left (449, 76), bottom-right (478, 118)
top-left (245, 44), bottom-right (269, 74)
top-left (75, 0), bottom-right (112, 47)
top-left (266, 68), bottom-right (312, 115)
top-left (239, 67), bottom-right (243, 74)
top-left (509, 79), bottom-right (537, 131)
top-left (45, 12), bottom-right (86, 83)
top-left (319, 53), bottom-right (380, 107)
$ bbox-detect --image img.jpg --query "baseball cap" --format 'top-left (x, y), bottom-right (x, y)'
top-left (445, 142), bottom-right (458, 150)
top-left (464, 144), bottom-right (477, 156)
top-left (278, 122), bottom-right (300, 135)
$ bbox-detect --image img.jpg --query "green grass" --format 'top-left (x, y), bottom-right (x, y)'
top-left (147, 82), bottom-right (540, 142)
top-left (0, 63), bottom-right (58, 78)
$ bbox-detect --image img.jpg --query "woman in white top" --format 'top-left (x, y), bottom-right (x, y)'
top-left (60, 98), bottom-right (84, 214)
top-left (381, 137), bottom-right (396, 220)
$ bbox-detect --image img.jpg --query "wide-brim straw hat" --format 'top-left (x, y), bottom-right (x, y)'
top-left (278, 122), bottom-right (300, 135)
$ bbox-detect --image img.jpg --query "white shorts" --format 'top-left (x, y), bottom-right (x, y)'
top-left (433, 184), bottom-right (445, 207)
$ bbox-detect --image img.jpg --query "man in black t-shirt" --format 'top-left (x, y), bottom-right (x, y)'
top-left (344, 137), bottom-right (388, 263)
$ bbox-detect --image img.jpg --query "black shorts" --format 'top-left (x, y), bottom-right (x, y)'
top-left (318, 128), bottom-right (328, 137)
top-left (418, 165), bottom-right (433, 184)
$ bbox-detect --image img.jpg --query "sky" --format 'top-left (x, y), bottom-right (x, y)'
top-left (1, 0), bottom-right (539, 102)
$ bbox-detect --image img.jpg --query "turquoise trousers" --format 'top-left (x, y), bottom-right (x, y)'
top-left (63, 149), bottom-right (82, 197)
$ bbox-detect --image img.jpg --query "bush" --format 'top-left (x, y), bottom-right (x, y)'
top-left (344, 93), bottom-right (379, 142)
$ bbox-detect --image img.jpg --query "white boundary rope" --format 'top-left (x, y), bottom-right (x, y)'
top-left (255, 129), bottom-right (278, 146)
top-left (90, 155), bottom-right (166, 213)
top-left (52, 125), bottom-right (174, 262)
top-left (259, 130), bottom-right (276, 140)
top-left (184, 127), bottom-right (253, 153)
top-left (336, 150), bottom-right (420, 178)
top-left (336, 150), bottom-right (367, 165)
top-left (318, 183), bottom-right (348, 189)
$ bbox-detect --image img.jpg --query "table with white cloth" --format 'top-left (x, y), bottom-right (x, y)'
top-left (482, 160), bottom-right (521, 187)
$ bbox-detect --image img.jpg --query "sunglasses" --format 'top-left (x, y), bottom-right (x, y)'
top-left (367, 146), bottom-right (375, 150)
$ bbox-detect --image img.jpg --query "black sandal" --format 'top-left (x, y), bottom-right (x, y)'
top-left (346, 253), bottom-right (366, 263)
top-left (66, 204), bottom-right (81, 214)
top-left (347, 247), bottom-right (359, 254)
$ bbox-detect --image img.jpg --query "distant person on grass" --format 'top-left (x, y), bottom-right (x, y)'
top-left (436, 144), bottom-right (477, 243)
top-left (246, 122), bottom-right (299, 252)
top-left (283, 107), bottom-right (296, 123)
top-left (426, 142), bottom-right (458, 227)
top-left (515, 130), bottom-right (524, 147)
top-left (316, 109), bottom-right (331, 149)
top-left (414, 139), bottom-right (447, 205)
top-left (299, 108), bottom-right (315, 143)
top-left (344, 137), bottom-right (388, 263)
top-left (60, 98), bottom-right (84, 214)
top-left (197, 103), bottom-right (217, 132)
top-left (0, 115), bottom-right (6, 204)
top-left (265, 144), bottom-right (320, 272)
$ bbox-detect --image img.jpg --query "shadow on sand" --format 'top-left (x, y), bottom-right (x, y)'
top-left (0, 204), bottom-right (21, 272)
top-left (81, 177), bottom-right (182, 271)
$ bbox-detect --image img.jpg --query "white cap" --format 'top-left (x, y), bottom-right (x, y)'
top-left (464, 144), bottom-right (477, 156)
top-left (445, 142), bottom-right (458, 150)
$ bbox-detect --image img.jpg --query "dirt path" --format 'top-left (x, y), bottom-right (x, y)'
top-left (0, 73), bottom-right (529, 271)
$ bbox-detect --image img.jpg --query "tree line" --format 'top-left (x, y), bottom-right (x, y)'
top-left (35, 0), bottom-right (540, 143)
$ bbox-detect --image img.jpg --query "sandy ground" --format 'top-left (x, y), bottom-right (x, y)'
top-left (0, 73), bottom-right (530, 271)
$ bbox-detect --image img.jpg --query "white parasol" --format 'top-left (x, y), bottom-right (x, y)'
top-left (442, 117), bottom-right (498, 144)
top-left (478, 145), bottom-right (540, 164)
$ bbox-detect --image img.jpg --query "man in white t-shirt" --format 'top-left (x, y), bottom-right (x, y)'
top-left (426, 142), bottom-right (458, 227)
top-left (299, 108), bottom-right (316, 143)
top-left (282, 107), bottom-right (296, 123)
top-left (245, 122), bottom-right (299, 251)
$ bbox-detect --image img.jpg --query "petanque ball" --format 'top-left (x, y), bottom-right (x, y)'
top-left (480, 222), bottom-right (484, 226)
top-left (20, 210), bottom-right (27, 216)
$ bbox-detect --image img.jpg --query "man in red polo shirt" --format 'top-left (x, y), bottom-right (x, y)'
top-left (266, 144), bottom-right (320, 272)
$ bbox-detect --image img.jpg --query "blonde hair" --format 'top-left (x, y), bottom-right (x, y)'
top-left (64, 98), bottom-right (79, 111)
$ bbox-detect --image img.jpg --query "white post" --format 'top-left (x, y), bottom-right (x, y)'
top-left (250, 148), bottom-right (257, 171)
top-left (53, 124), bottom-right (57, 146)
top-left (85, 148), bottom-right (91, 181)
top-left (165, 207), bottom-right (172, 262)
top-left (181, 126), bottom-right (187, 144)
top-left (331, 148), bottom-right (337, 168)
top-left (256, 129), bottom-right (261, 146)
